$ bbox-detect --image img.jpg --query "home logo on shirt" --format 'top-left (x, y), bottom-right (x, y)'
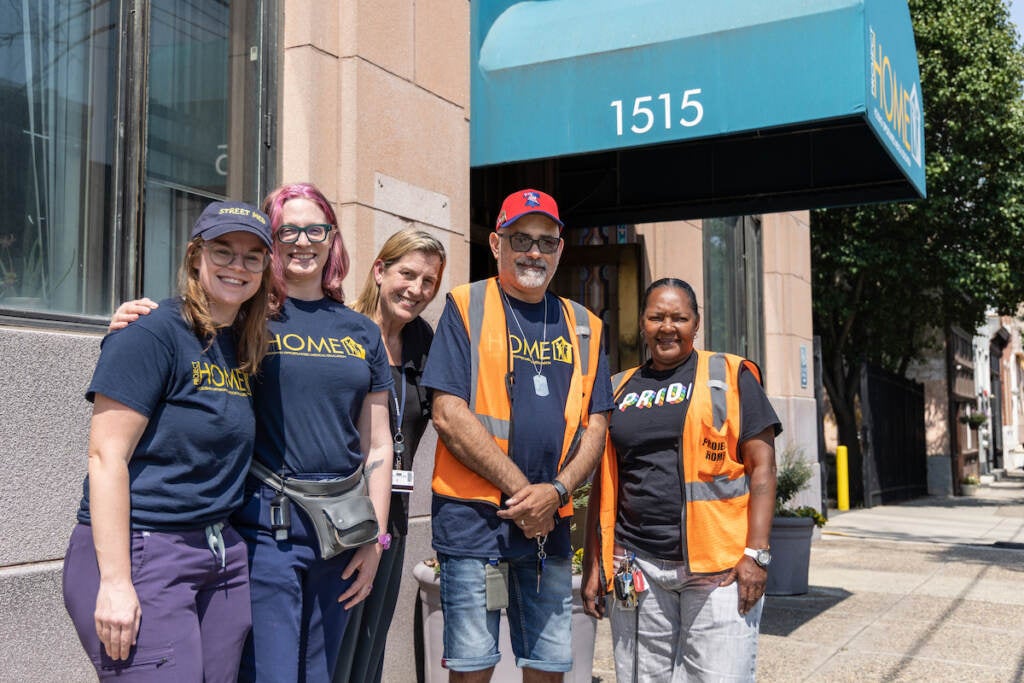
top-left (192, 361), bottom-right (252, 397)
top-left (267, 333), bottom-right (365, 359)
top-left (509, 333), bottom-right (573, 367)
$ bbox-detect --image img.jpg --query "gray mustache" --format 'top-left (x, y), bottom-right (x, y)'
top-left (515, 258), bottom-right (547, 270)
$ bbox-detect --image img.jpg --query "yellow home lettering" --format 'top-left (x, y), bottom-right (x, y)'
top-left (192, 360), bottom-right (252, 396)
top-left (267, 333), bottom-right (364, 358)
top-left (509, 334), bottom-right (573, 366)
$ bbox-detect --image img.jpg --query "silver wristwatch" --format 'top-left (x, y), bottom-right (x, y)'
top-left (743, 547), bottom-right (772, 568)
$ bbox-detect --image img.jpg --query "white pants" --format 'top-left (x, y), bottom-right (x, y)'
top-left (609, 551), bottom-right (762, 682)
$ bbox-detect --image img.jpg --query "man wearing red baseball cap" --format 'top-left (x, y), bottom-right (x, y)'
top-left (422, 189), bottom-right (614, 681)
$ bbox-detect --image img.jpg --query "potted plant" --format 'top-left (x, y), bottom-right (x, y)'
top-left (766, 445), bottom-right (826, 596)
top-left (958, 413), bottom-right (987, 430)
top-left (414, 549), bottom-right (597, 683)
top-left (960, 474), bottom-right (980, 496)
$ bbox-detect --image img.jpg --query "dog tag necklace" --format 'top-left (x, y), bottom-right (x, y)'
top-left (502, 290), bottom-right (549, 397)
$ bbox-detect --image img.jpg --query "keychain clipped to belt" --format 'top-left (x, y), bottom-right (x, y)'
top-left (269, 471), bottom-right (291, 542)
top-left (613, 551), bottom-right (647, 609)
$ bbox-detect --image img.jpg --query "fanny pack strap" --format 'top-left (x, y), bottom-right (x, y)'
top-left (249, 459), bottom-right (285, 490)
top-left (248, 459), bottom-right (365, 497)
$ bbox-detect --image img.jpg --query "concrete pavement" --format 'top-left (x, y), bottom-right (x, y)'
top-left (590, 470), bottom-right (1024, 682)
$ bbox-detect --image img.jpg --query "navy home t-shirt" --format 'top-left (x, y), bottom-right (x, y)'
top-left (610, 353), bottom-right (782, 560)
top-left (79, 299), bottom-right (255, 530)
top-left (252, 297), bottom-right (393, 476)
top-left (423, 288), bottom-right (615, 559)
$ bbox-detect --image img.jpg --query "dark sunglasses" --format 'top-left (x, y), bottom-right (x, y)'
top-left (499, 232), bottom-right (561, 254)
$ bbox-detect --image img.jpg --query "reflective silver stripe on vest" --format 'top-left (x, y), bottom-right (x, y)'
top-left (467, 280), bottom-right (488, 415)
top-left (568, 300), bottom-right (591, 375)
top-left (685, 474), bottom-right (749, 502)
top-left (475, 413), bottom-right (510, 440)
top-left (468, 280), bottom-right (511, 439)
top-left (708, 353), bottom-right (727, 430)
top-left (610, 370), bottom-right (629, 399)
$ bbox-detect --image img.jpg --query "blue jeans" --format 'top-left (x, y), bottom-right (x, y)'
top-left (234, 481), bottom-right (357, 683)
top-left (609, 550), bottom-right (762, 682)
top-left (438, 553), bottom-right (573, 673)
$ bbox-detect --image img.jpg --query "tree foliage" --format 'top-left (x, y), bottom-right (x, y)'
top-left (811, 0), bottom-right (1024, 479)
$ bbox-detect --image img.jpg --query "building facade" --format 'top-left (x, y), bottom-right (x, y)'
top-left (0, 3), bottom-right (817, 680)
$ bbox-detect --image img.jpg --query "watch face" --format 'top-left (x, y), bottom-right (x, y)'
top-left (756, 549), bottom-right (771, 566)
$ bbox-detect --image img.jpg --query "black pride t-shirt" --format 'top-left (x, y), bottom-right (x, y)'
top-left (80, 298), bottom-right (255, 530)
top-left (609, 352), bottom-right (781, 560)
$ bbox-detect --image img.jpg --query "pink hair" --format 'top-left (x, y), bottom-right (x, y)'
top-left (262, 182), bottom-right (350, 303)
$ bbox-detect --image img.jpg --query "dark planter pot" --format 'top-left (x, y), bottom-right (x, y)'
top-left (766, 516), bottom-right (815, 596)
top-left (413, 562), bottom-right (596, 683)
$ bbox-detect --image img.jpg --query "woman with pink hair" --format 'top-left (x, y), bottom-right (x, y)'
top-left (112, 183), bottom-right (393, 682)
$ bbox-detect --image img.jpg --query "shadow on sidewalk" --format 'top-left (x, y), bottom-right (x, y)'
top-left (760, 586), bottom-right (853, 637)
top-left (919, 542), bottom-right (1024, 569)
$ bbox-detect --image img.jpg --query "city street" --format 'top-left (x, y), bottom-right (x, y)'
top-left (592, 473), bottom-right (1024, 682)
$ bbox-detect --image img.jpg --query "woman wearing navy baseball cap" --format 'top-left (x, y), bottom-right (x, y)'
top-left (109, 184), bottom-right (395, 682)
top-left (62, 201), bottom-right (277, 682)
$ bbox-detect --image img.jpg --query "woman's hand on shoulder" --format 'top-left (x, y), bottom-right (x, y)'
top-left (94, 578), bottom-right (142, 660)
top-left (108, 298), bottom-right (159, 333)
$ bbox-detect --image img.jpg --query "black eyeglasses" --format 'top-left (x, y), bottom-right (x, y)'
top-left (277, 223), bottom-right (333, 244)
top-left (500, 232), bottom-right (561, 254)
top-left (202, 244), bottom-right (270, 273)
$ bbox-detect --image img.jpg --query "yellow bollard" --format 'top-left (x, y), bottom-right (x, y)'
top-left (836, 445), bottom-right (850, 511)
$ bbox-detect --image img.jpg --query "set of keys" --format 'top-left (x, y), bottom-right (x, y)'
top-left (536, 535), bottom-right (547, 593)
top-left (612, 552), bottom-right (647, 609)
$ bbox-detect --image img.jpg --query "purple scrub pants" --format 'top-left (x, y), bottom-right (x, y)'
top-left (62, 522), bottom-right (251, 682)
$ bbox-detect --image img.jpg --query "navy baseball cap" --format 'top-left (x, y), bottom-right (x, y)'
top-left (191, 201), bottom-right (272, 248)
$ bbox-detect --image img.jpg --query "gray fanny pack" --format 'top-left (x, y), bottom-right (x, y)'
top-left (249, 460), bottom-right (379, 559)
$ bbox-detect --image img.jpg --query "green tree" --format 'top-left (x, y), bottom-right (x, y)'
top-left (812, 0), bottom-right (1024, 498)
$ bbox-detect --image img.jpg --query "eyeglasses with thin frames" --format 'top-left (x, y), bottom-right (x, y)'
top-left (499, 232), bottom-right (561, 254)
top-left (277, 224), bottom-right (333, 244)
top-left (202, 243), bottom-right (270, 273)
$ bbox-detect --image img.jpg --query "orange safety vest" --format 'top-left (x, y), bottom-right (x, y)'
top-left (431, 278), bottom-right (604, 518)
top-left (594, 350), bottom-right (762, 583)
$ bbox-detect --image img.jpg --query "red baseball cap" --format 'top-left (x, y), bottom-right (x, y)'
top-left (495, 189), bottom-right (564, 232)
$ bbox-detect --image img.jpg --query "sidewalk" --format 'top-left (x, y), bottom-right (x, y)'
top-left (591, 472), bottom-right (1024, 682)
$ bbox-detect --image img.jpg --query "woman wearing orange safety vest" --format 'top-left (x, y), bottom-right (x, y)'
top-left (582, 278), bottom-right (780, 682)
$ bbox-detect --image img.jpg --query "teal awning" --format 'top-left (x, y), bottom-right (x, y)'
top-left (471, 0), bottom-right (925, 225)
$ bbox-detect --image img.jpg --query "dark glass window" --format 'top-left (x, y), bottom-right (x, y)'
top-left (703, 215), bottom-right (765, 368)
top-left (0, 1), bottom-right (119, 316)
top-left (0, 0), bottom-right (271, 321)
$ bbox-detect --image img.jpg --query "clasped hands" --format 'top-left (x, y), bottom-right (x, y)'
top-left (496, 482), bottom-right (561, 538)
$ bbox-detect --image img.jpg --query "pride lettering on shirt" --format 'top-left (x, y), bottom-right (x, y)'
top-left (617, 381), bottom-right (692, 411)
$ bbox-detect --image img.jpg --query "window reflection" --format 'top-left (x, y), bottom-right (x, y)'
top-left (0, 0), bottom-right (266, 317)
top-left (0, 0), bottom-right (118, 315)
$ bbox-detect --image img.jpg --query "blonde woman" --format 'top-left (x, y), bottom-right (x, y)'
top-left (335, 228), bottom-right (446, 683)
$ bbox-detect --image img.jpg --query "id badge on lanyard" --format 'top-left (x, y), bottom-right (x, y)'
top-left (391, 370), bottom-right (414, 493)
